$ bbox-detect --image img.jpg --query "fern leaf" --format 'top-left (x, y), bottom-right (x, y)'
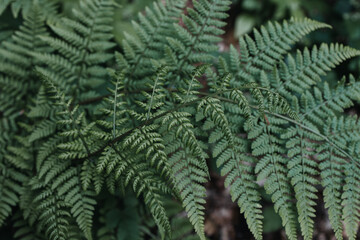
top-left (53, 168), bottom-right (96, 240)
top-left (0, 1), bottom-right (48, 113)
top-left (229, 18), bottom-right (331, 86)
top-left (215, 134), bottom-right (263, 239)
top-left (100, 146), bottom-right (172, 238)
top-left (12, 211), bottom-right (45, 240)
top-left (162, 111), bottom-right (208, 239)
top-left (0, 162), bottom-right (27, 227)
top-left (29, 179), bottom-right (71, 240)
top-left (166, 0), bottom-right (231, 80)
top-left (275, 44), bottom-right (360, 98)
top-left (34, 0), bottom-right (117, 97)
top-left (116, 0), bottom-right (186, 81)
top-left (249, 116), bottom-right (298, 240)
top-left (342, 155), bottom-right (360, 240)
top-left (198, 97), bottom-right (264, 239)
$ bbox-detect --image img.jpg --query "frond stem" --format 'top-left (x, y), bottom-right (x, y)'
top-left (147, 74), bottom-right (160, 120)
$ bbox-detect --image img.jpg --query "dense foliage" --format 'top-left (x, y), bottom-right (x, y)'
top-left (1, 0), bottom-right (360, 239)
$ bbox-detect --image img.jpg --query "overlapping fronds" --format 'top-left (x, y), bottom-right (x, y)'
top-left (199, 96), bottom-right (263, 239)
top-left (162, 111), bottom-right (208, 239)
top-left (12, 211), bottom-right (45, 240)
top-left (166, 0), bottom-right (231, 81)
top-left (228, 18), bottom-right (331, 86)
top-left (0, 160), bottom-right (27, 227)
top-left (222, 18), bottom-right (360, 238)
top-left (98, 145), bottom-right (172, 238)
top-left (115, 0), bottom-right (186, 82)
top-left (94, 69), bottom-right (173, 238)
top-left (275, 44), bottom-right (360, 98)
top-left (0, 1), bottom-right (47, 119)
top-left (29, 78), bottom-right (99, 240)
top-left (248, 115), bottom-right (298, 240)
top-left (317, 116), bottom-right (358, 240)
top-left (276, 75), bottom-right (360, 240)
top-left (341, 145), bottom-right (360, 240)
top-left (34, 0), bottom-right (117, 98)
top-left (1, 0), bottom-right (360, 240)
top-left (26, 179), bottom-right (71, 240)
top-left (0, 0), bottom-right (58, 18)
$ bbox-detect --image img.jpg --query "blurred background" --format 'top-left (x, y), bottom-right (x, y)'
top-left (1, 0), bottom-right (360, 239)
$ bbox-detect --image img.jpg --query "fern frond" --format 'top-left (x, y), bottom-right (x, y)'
top-left (28, 119), bottom-right (57, 143)
top-left (341, 147), bottom-right (360, 240)
top-left (0, 0), bottom-right (31, 17)
top-left (166, 0), bottom-right (231, 81)
top-left (29, 178), bottom-right (71, 240)
top-left (12, 211), bottom-right (45, 240)
top-left (162, 111), bottom-right (208, 239)
top-left (164, 199), bottom-right (202, 240)
top-left (269, 76), bottom-right (360, 239)
top-left (123, 123), bottom-right (172, 176)
top-left (275, 44), bottom-right (360, 97)
top-left (0, 5), bottom-right (50, 208)
top-left (0, 161), bottom-right (27, 227)
top-left (136, 66), bottom-right (169, 120)
top-left (116, 0), bottom-right (186, 82)
top-left (5, 136), bottom-right (33, 170)
top-left (66, 185), bottom-right (96, 240)
top-left (27, 79), bottom-right (99, 240)
top-left (316, 118), bottom-right (347, 240)
top-left (50, 166), bottom-right (96, 240)
top-left (229, 18), bottom-right (331, 86)
top-left (2, 1), bottom-right (360, 238)
top-left (198, 96), bottom-right (264, 239)
top-left (283, 124), bottom-right (319, 240)
top-left (0, 1), bottom-right (48, 114)
top-left (249, 116), bottom-right (298, 240)
top-left (319, 115), bottom-right (360, 239)
top-left (213, 132), bottom-right (263, 239)
top-left (95, 69), bottom-right (130, 141)
top-left (99, 146), bottom-right (172, 238)
top-left (41, 77), bottom-right (100, 161)
top-left (0, 0), bottom-right (59, 18)
top-left (34, 0), bottom-right (117, 97)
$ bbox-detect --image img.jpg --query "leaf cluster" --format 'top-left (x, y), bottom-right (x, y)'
top-left (1, 1), bottom-right (360, 240)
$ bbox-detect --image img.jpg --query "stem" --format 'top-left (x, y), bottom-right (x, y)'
top-left (268, 111), bottom-right (360, 166)
top-left (113, 80), bottom-right (120, 139)
top-left (147, 75), bottom-right (160, 120)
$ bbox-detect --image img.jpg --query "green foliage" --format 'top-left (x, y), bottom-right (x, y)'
top-left (1, 0), bottom-right (360, 240)
top-left (0, 0), bottom-right (59, 18)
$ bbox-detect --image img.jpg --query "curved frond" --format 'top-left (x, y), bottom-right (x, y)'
top-left (229, 18), bottom-right (331, 86)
